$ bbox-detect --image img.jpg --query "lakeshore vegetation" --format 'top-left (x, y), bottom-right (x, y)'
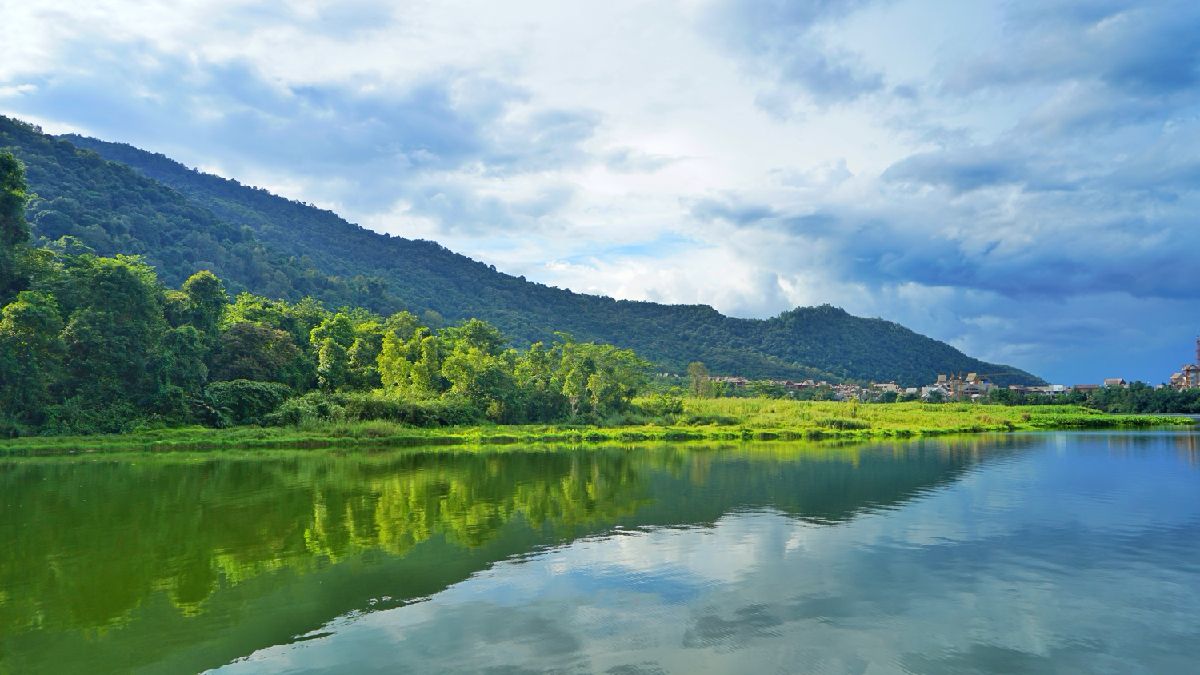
top-left (1, 399), bottom-right (1190, 455)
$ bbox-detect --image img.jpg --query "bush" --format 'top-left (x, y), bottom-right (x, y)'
top-left (638, 392), bottom-right (684, 419)
top-left (264, 392), bottom-right (346, 426)
top-left (814, 417), bottom-right (871, 430)
top-left (264, 392), bottom-right (482, 427)
top-left (41, 398), bottom-right (145, 435)
top-left (204, 380), bottom-right (292, 426)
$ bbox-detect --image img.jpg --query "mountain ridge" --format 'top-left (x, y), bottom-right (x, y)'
top-left (0, 115), bottom-right (1042, 386)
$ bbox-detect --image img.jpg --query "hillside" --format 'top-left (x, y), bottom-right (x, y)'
top-left (0, 115), bottom-right (1040, 385)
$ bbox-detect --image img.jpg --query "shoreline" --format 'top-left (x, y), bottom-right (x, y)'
top-left (0, 401), bottom-right (1191, 456)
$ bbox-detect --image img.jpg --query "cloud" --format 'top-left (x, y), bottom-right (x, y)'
top-left (947, 1), bottom-right (1200, 97)
top-left (1, 38), bottom-right (601, 225)
top-left (883, 148), bottom-right (1029, 193)
top-left (702, 0), bottom-right (885, 109)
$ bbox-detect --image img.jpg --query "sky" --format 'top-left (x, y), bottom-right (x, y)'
top-left (1, 0), bottom-right (1198, 384)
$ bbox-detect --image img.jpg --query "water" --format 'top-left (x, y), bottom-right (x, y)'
top-left (2, 431), bottom-right (1199, 673)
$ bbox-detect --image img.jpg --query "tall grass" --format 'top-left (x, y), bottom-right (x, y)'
top-left (0, 399), bottom-right (1189, 455)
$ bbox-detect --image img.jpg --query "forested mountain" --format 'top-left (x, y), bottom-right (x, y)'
top-left (0, 115), bottom-right (1040, 385)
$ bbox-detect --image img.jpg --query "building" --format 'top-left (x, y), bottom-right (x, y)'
top-left (926, 372), bottom-right (995, 400)
top-left (1103, 378), bottom-right (1128, 388)
top-left (1168, 337), bottom-right (1200, 390)
top-left (1170, 364), bottom-right (1200, 390)
top-left (711, 376), bottom-right (749, 389)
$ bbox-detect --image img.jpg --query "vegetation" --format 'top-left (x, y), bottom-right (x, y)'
top-left (1, 149), bottom-right (1187, 441)
top-left (1, 398), bottom-right (1188, 455)
top-left (0, 115), bottom-right (1041, 386)
top-left (0, 149), bottom-right (656, 437)
top-left (986, 382), bottom-right (1200, 414)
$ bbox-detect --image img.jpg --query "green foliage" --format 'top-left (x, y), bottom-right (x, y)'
top-left (986, 381), bottom-right (1200, 414)
top-left (688, 361), bottom-right (713, 398)
top-left (181, 270), bottom-right (226, 337)
top-left (0, 236), bottom-right (650, 435)
top-left (211, 322), bottom-right (309, 387)
top-left (638, 391), bottom-right (685, 419)
top-left (0, 151), bottom-right (30, 301)
top-left (0, 290), bottom-right (64, 431)
top-left (203, 379), bottom-right (291, 426)
top-left (316, 337), bottom-right (349, 391)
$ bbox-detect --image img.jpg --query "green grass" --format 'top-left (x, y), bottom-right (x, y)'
top-left (0, 399), bottom-right (1190, 456)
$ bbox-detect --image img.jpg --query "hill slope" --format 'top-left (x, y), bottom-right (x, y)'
top-left (0, 115), bottom-right (1040, 385)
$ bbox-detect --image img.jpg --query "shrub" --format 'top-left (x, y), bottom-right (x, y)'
top-left (41, 398), bottom-right (144, 435)
top-left (814, 417), bottom-right (871, 430)
top-left (638, 392), bottom-right (684, 419)
top-left (204, 380), bottom-right (292, 426)
top-left (265, 392), bottom-right (482, 427)
top-left (264, 392), bottom-right (346, 426)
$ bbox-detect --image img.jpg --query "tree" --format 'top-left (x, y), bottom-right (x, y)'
top-left (181, 270), bottom-right (227, 338)
top-left (0, 290), bottom-right (64, 427)
top-left (410, 332), bottom-right (445, 396)
top-left (514, 342), bottom-right (568, 422)
top-left (211, 322), bottom-right (308, 387)
top-left (442, 345), bottom-right (518, 421)
top-left (0, 152), bottom-right (30, 300)
top-left (688, 361), bottom-right (713, 398)
top-left (309, 313), bottom-right (355, 350)
top-left (316, 337), bottom-right (349, 391)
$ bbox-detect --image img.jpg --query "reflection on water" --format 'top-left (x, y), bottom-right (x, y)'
top-left (2, 432), bottom-right (1198, 673)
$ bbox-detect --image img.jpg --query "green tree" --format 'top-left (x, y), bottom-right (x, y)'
top-left (410, 332), bottom-right (445, 396)
top-left (0, 152), bottom-right (31, 301)
top-left (442, 345), bottom-right (518, 422)
top-left (181, 270), bottom-right (227, 338)
top-left (0, 290), bottom-right (64, 428)
top-left (316, 337), bottom-right (349, 391)
top-left (310, 313), bottom-right (355, 350)
top-left (688, 361), bottom-right (713, 398)
top-left (211, 322), bottom-right (308, 387)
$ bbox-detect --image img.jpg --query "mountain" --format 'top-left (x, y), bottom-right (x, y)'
top-left (0, 115), bottom-right (1041, 385)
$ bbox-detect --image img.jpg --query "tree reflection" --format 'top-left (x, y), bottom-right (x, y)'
top-left (0, 438), bottom-right (1009, 672)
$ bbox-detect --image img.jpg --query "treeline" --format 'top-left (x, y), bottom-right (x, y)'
top-left (0, 154), bottom-right (649, 436)
top-left (985, 384), bottom-right (1200, 414)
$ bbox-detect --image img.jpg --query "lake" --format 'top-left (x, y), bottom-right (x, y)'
top-left (3, 430), bottom-right (1199, 673)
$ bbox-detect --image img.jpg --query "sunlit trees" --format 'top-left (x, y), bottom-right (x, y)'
top-left (0, 241), bottom-right (653, 435)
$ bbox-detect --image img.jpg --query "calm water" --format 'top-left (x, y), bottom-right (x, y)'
top-left (3, 431), bottom-right (1199, 674)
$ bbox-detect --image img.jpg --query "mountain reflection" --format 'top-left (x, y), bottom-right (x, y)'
top-left (0, 437), bottom-right (1021, 673)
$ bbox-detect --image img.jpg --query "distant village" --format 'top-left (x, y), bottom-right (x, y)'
top-left (703, 337), bottom-right (1200, 402)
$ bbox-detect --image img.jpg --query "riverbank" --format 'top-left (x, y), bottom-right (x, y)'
top-left (0, 400), bottom-right (1191, 455)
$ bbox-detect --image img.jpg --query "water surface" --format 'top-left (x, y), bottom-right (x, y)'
top-left (2, 431), bottom-right (1199, 673)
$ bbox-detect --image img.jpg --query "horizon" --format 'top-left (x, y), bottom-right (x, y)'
top-left (3, 1), bottom-right (1198, 384)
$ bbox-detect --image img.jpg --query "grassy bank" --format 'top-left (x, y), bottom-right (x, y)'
top-left (0, 399), bottom-right (1191, 455)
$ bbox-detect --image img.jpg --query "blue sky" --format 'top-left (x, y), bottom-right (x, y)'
top-left (1, 0), bottom-right (1198, 384)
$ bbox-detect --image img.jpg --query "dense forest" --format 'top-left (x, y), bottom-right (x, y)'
top-left (1, 151), bottom-right (657, 436)
top-left (0, 115), bottom-right (1041, 386)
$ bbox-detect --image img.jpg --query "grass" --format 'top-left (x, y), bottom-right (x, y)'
top-left (0, 399), bottom-right (1191, 456)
